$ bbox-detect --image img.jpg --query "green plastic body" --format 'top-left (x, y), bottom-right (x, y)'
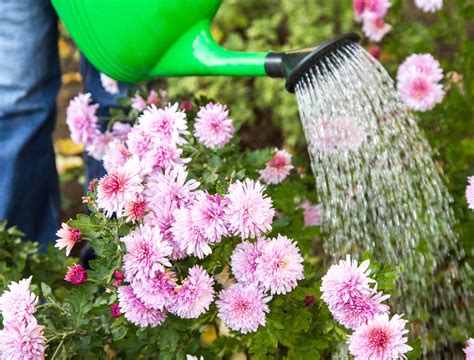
top-left (51, 0), bottom-right (268, 82)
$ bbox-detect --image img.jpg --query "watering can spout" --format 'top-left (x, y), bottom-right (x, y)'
top-left (150, 20), bottom-right (268, 78)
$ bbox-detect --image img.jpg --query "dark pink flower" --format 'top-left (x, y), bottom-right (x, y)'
top-left (65, 264), bottom-right (87, 285)
top-left (110, 303), bottom-right (122, 318)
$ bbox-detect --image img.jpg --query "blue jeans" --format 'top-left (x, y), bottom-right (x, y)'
top-left (0, 0), bottom-right (133, 248)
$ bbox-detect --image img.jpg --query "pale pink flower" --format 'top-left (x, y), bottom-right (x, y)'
top-left (194, 103), bottom-right (234, 149)
top-left (124, 198), bottom-right (147, 222)
top-left (86, 131), bottom-right (114, 161)
top-left (258, 149), bottom-right (293, 185)
top-left (321, 255), bottom-right (376, 312)
top-left (66, 93), bottom-right (100, 145)
top-left (122, 224), bottom-right (172, 282)
top-left (362, 14), bottom-right (392, 42)
top-left (0, 277), bottom-right (37, 324)
top-left (55, 223), bottom-right (81, 256)
top-left (332, 289), bottom-right (390, 329)
top-left (464, 338), bottom-right (474, 360)
top-left (171, 206), bottom-right (213, 259)
top-left (348, 314), bottom-right (412, 359)
top-left (65, 264), bottom-right (87, 285)
top-left (415, 0), bottom-right (442, 12)
top-left (138, 103), bottom-right (189, 145)
top-left (397, 75), bottom-right (445, 111)
top-left (100, 73), bottom-right (119, 94)
top-left (169, 266), bottom-right (215, 319)
top-left (467, 176), bottom-right (474, 210)
top-left (132, 269), bottom-right (176, 311)
top-left (131, 93), bottom-right (147, 112)
top-left (191, 192), bottom-right (229, 243)
top-left (126, 126), bottom-right (154, 158)
top-left (230, 239), bottom-right (267, 285)
top-left (147, 90), bottom-right (160, 106)
top-left (103, 139), bottom-right (131, 172)
top-left (112, 122), bottom-right (132, 140)
top-left (146, 166), bottom-right (200, 208)
top-left (216, 284), bottom-right (271, 334)
top-left (224, 179), bottom-right (275, 239)
top-left (312, 117), bottom-right (367, 153)
top-left (255, 235), bottom-right (304, 295)
top-left (298, 200), bottom-right (322, 227)
top-left (0, 318), bottom-right (45, 360)
top-left (118, 285), bottom-right (166, 327)
top-left (353, 0), bottom-right (391, 22)
top-left (397, 54), bottom-right (443, 83)
top-left (142, 142), bottom-right (186, 171)
top-left (97, 163), bottom-right (144, 217)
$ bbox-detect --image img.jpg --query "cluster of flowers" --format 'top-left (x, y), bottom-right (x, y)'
top-left (321, 255), bottom-right (412, 359)
top-left (353, 0), bottom-right (442, 43)
top-left (0, 277), bottom-right (46, 359)
top-left (396, 54), bottom-right (445, 112)
top-left (60, 93), bottom-right (308, 334)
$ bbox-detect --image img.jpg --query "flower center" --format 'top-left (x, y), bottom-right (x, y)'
top-left (368, 328), bottom-right (388, 349)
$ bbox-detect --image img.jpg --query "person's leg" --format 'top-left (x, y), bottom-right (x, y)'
top-left (0, 0), bottom-right (60, 247)
top-left (79, 56), bottom-right (135, 185)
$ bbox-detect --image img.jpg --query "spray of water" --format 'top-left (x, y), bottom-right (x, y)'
top-left (294, 43), bottom-right (471, 356)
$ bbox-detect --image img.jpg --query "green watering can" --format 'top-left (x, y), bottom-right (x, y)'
top-left (52, 0), bottom-right (360, 92)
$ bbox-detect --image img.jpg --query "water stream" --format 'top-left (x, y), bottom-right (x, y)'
top-left (294, 43), bottom-right (471, 356)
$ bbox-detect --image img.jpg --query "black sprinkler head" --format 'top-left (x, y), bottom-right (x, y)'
top-left (264, 33), bottom-right (361, 93)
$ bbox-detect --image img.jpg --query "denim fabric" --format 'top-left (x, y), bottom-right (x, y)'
top-left (0, 0), bottom-right (60, 248)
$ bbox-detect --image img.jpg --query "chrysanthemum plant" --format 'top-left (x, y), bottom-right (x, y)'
top-left (0, 90), bottom-right (419, 359)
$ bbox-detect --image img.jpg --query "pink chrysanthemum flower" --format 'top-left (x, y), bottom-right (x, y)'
top-left (397, 54), bottom-right (443, 83)
top-left (138, 103), bottom-right (189, 145)
top-left (312, 117), bottom-right (367, 153)
top-left (368, 45), bottom-right (382, 59)
top-left (97, 162), bottom-right (144, 218)
top-left (353, 0), bottom-right (391, 22)
top-left (332, 290), bottom-right (390, 329)
top-left (122, 224), bottom-right (172, 282)
top-left (464, 338), bottom-right (474, 360)
top-left (0, 318), bottom-right (45, 360)
top-left (146, 166), bottom-right (200, 208)
top-left (362, 14), bottom-right (392, 42)
top-left (126, 126), bottom-right (154, 158)
top-left (258, 149), bottom-right (293, 185)
top-left (110, 303), bottom-right (122, 318)
top-left (100, 73), bottom-right (119, 94)
top-left (133, 270), bottom-right (176, 311)
top-left (132, 93), bottom-right (147, 112)
top-left (397, 75), bottom-right (445, 112)
top-left (348, 314), bottom-right (412, 359)
top-left (66, 93), bottom-right (100, 145)
top-left (191, 192), bottom-right (229, 243)
top-left (194, 103), bottom-right (234, 149)
top-left (65, 264), bottom-right (87, 285)
top-left (230, 238), bottom-right (267, 285)
top-left (142, 142), bottom-right (186, 171)
top-left (0, 277), bottom-right (37, 324)
top-left (86, 131), bottom-right (114, 161)
top-left (55, 223), bottom-right (81, 256)
top-left (254, 235), bottom-right (304, 295)
top-left (298, 200), bottom-right (322, 227)
top-left (169, 266), bottom-right (215, 319)
top-left (224, 179), bottom-right (275, 239)
top-left (467, 177), bottom-right (474, 210)
top-left (171, 206), bottom-right (213, 259)
top-left (124, 197), bottom-right (147, 222)
top-left (216, 284), bottom-right (271, 334)
top-left (103, 139), bottom-right (131, 172)
top-left (112, 122), bottom-right (132, 140)
top-left (415, 0), bottom-right (442, 12)
top-left (321, 255), bottom-right (375, 311)
top-left (118, 285), bottom-right (166, 327)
